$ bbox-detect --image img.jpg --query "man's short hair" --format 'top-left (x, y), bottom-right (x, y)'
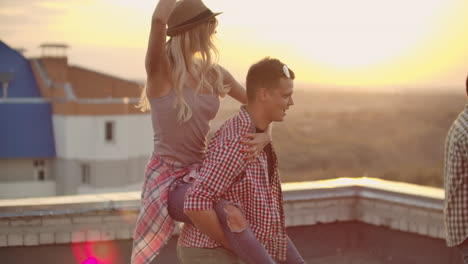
top-left (246, 57), bottom-right (295, 101)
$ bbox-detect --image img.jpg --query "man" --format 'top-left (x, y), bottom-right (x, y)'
top-left (444, 73), bottom-right (468, 264)
top-left (178, 57), bottom-right (297, 263)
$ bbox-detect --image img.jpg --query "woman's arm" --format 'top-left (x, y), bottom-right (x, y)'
top-left (145, 0), bottom-right (176, 97)
top-left (220, 66), bottom-right (248, 104)
top-left (240, 124), bottom-right (272, 160)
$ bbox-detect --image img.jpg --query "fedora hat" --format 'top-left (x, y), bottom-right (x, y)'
top-left (167, 0), bottom-right (222, 37)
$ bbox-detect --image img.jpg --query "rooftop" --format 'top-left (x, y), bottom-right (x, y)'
top-left (0, 177), bottom-right (461, 263)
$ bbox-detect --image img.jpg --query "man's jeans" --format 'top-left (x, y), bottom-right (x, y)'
top-left (458, 238), bottom-right (468, 264)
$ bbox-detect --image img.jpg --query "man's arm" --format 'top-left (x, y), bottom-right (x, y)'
top-left (184, 137), bottom-right (248, 248)
top-left (184, 209), bottom-right (230, 248)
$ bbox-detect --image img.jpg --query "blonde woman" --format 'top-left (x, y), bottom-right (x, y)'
top-left (131, 0), bottom-right (283, 263)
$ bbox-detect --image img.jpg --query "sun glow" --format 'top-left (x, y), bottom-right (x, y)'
top-left (209, 0), bottom-right (468, 87)
top-left (1, 0), bottom-right (467, 88)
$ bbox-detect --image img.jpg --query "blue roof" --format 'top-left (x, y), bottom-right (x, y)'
top-left (0, 41), bottom-right (41, 98)
top-left (0, 40), bottom-right (56, 158)
top-left (0, 103), bottom-right (56, 158)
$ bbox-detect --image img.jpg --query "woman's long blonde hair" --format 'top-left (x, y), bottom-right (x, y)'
top-left (137, 19), bottom-right (229, 122)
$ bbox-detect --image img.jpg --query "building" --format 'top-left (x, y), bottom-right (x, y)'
top-left (0, 41), bottom-right (57, 198)
top-left (0, 41), bottom-right (152, 198)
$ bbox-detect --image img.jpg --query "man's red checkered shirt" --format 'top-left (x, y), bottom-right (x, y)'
top-left (178, 106), bottom-right (288, 261)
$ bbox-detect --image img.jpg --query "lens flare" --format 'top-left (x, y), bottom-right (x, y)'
top-left (82, 257), bottom-right (99, 264)
top-left (72, 237), bottom-right (119, 264)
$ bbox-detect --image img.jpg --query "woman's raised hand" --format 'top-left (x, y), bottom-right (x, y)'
top-left (153, 0), bottom-right (177, 24)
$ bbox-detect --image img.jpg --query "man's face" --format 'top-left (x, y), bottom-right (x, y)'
top-left (264, 77), bottom-right (294, 122)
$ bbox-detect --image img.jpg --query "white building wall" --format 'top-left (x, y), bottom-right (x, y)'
top-left (0, 181), bottom-right (56, 199)
top-left (0, 159), bottom-right (52, 182)
top-left (76, 181), bottom-right (143, 194)
top-left (52, 114), bottom-right (152, 196)
top-left (53, 114), bottom-right (153, 160)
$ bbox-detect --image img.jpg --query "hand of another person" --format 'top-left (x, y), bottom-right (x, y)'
top-left (240, 132), bottom-right (271, 160)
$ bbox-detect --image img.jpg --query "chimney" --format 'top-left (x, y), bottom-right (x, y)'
top-left (40, 43), bottom-right (69, 58)
top-left (39, 43), bottom-right (69, 83)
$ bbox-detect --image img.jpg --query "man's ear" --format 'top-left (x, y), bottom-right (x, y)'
top-left (258, 87), bottom-right (268, 101)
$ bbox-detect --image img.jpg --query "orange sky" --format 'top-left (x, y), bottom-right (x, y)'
top-left (1, 0), bottom-right (467, 91)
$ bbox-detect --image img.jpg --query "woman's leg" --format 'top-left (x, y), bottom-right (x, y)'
top-left (168, 180), bottom-right (275, 264)
top-left (167, 179), bottom-right (193, 223)
top-left (213, 199), bottom-right (276, 264)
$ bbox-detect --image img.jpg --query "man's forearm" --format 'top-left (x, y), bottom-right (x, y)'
top-left (184, 209), bottom-right (230, 249)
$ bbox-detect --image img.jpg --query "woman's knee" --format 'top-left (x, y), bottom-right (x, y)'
top-left (222, 203), bottom-right (247, 233)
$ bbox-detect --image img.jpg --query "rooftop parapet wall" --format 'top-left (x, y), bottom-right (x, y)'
top-left (0, 178), bottom-right (446, 247)
top-left (283, 178), bottom-right (445, 238)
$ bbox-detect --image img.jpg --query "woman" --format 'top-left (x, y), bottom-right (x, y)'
top-left (131, 0), bottom-right (303, 263)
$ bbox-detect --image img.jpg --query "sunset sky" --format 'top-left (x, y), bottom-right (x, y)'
top-left (1, 0), bottom-right (468, 91)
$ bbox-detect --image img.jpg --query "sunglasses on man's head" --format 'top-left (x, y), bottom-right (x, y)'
top-left (283, 65), bottom-right (291, 79)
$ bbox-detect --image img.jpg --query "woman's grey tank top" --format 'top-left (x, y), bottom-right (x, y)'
top-left (149, 87), bottom-right (220, 165)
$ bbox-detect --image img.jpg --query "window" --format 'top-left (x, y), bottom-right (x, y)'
top-left (37, 170), bottom-right (45, 181)
top-left (105, 121), bottom-right (115, 142)
top-left (81, 164), bottom-right (91, 185)
top-left (34, 160), bottom-right (46, 181)
top-left (34, 160), bottom-right (45, 167)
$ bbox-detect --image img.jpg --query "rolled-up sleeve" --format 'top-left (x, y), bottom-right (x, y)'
top-left (184, 138), bottom-right (247, 211)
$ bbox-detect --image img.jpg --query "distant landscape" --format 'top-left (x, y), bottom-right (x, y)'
top-left (212, 88), bottom-right (467, 188)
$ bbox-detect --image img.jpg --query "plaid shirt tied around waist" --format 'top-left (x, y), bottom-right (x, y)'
top-left (179, 106), bottom-right (288, 261)
top-left (131, 154), bottom-right (198, 264)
